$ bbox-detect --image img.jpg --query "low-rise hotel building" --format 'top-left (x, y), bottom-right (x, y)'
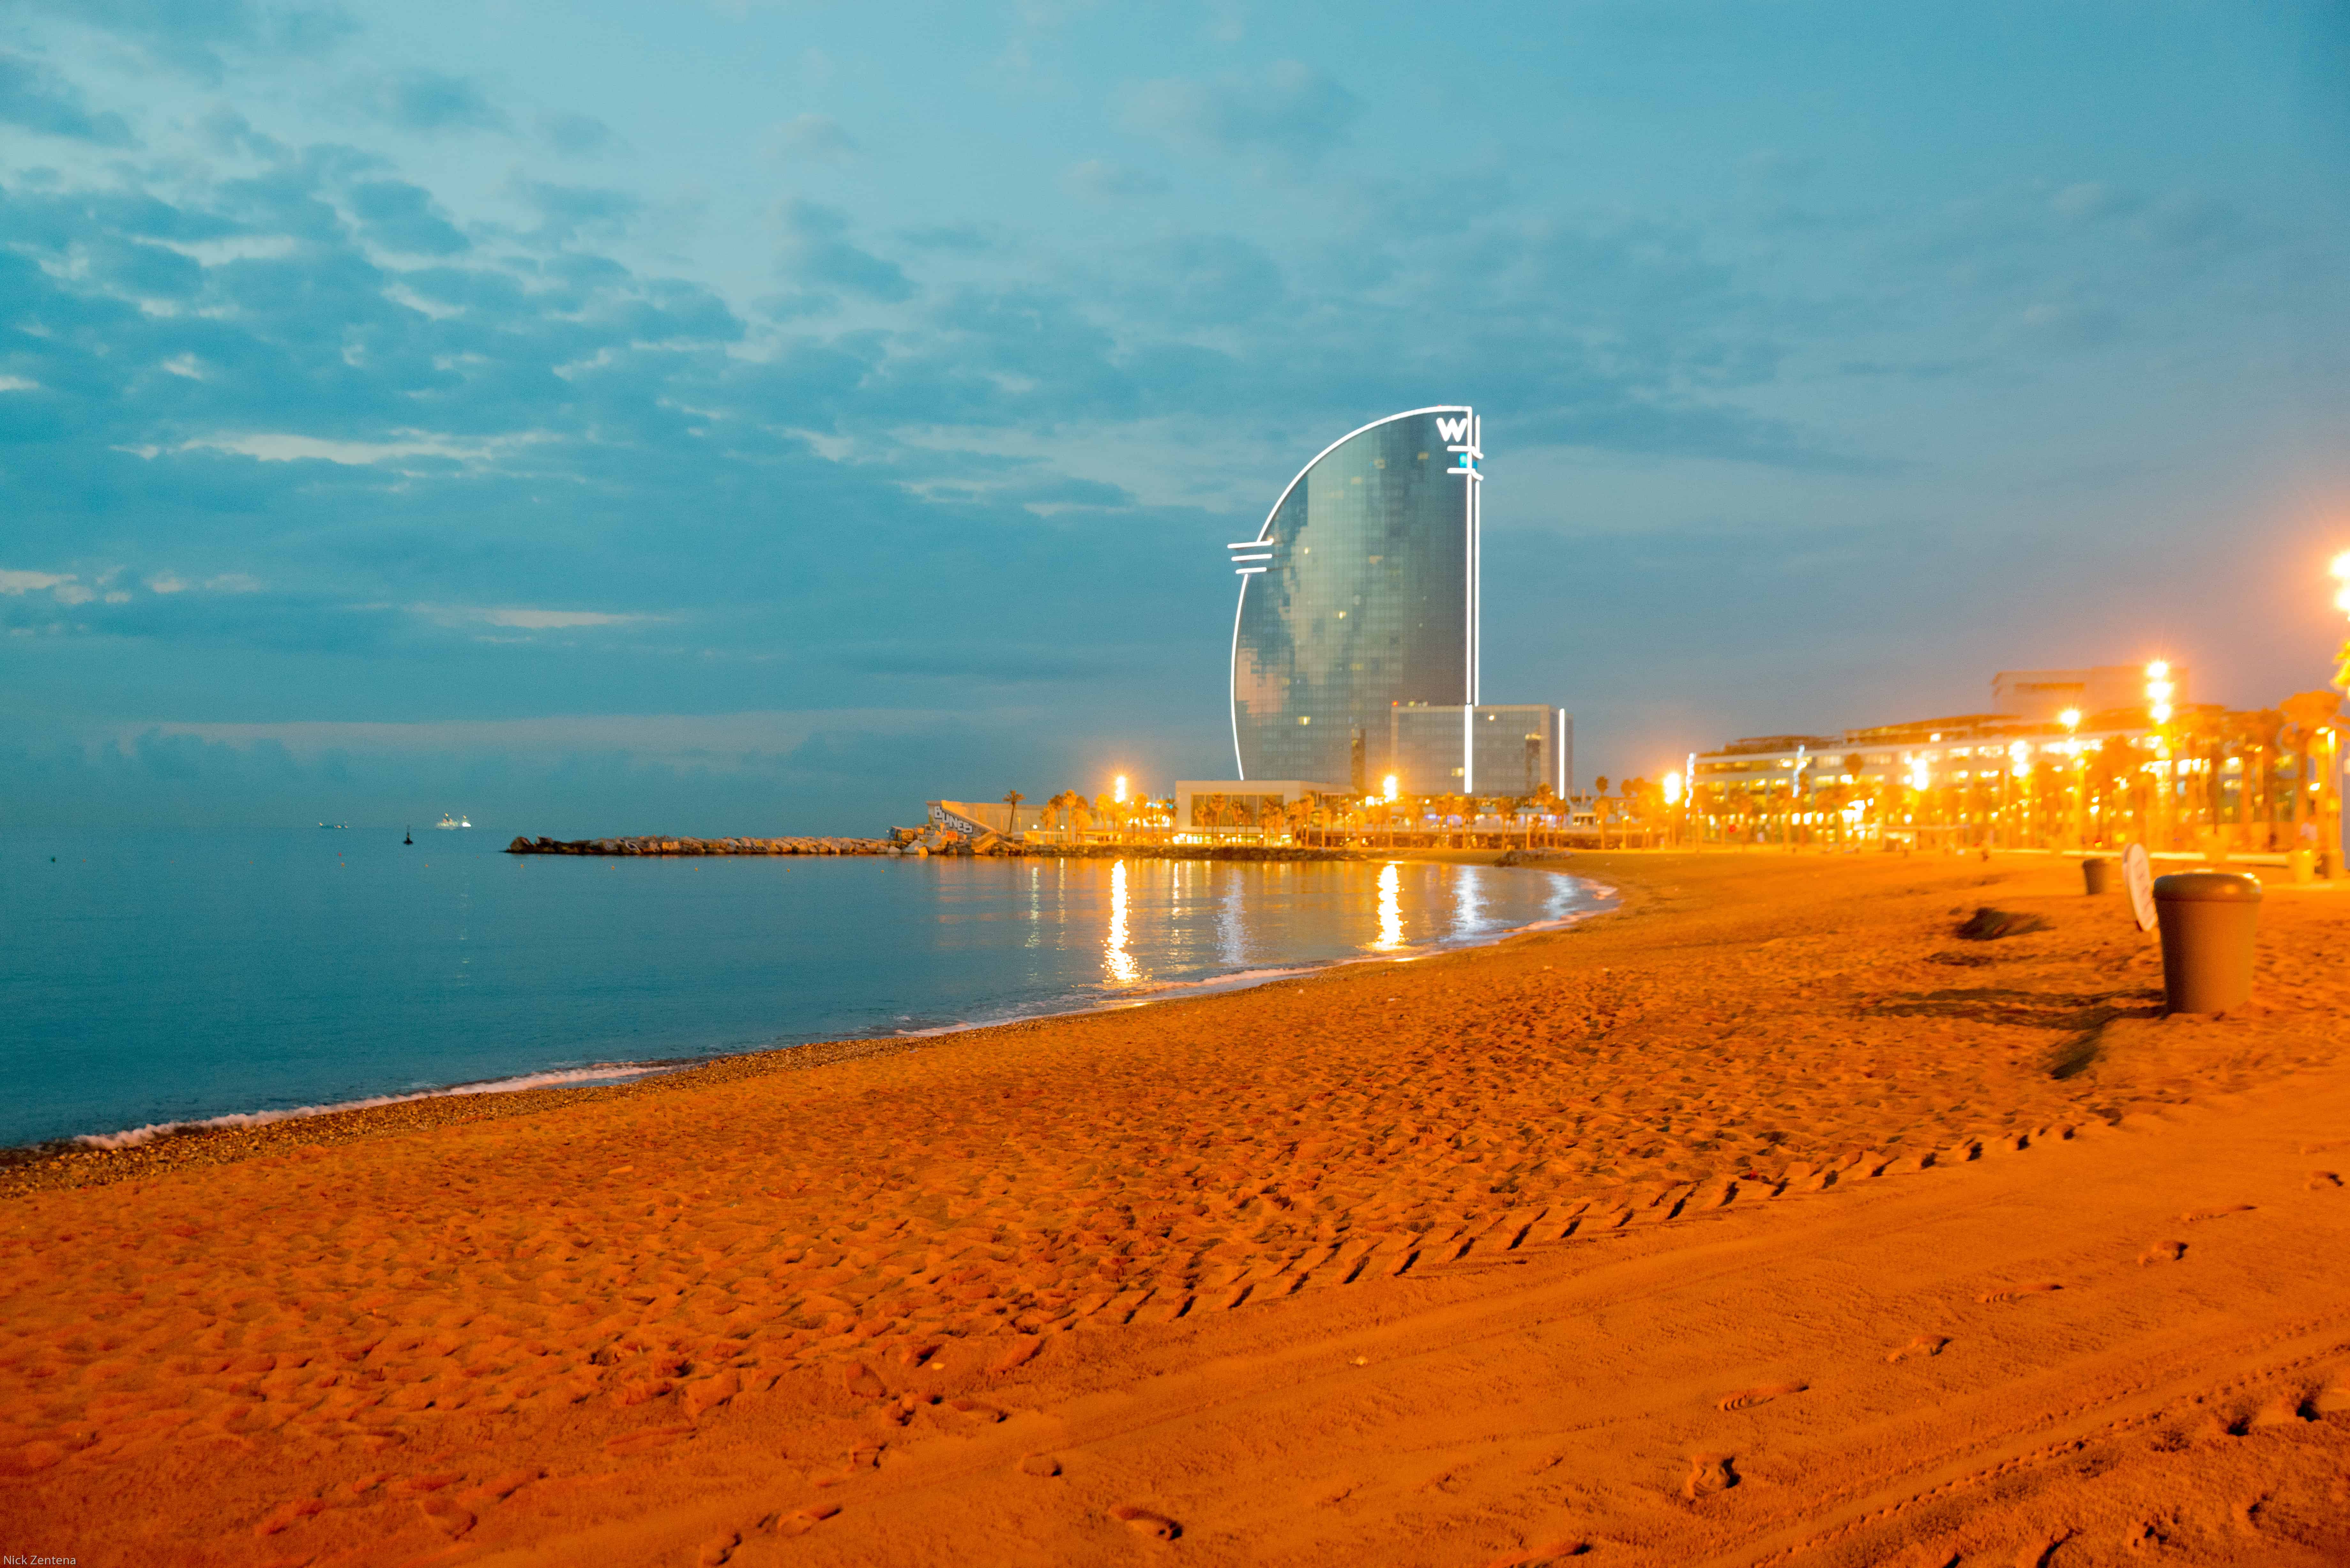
top-left (1686, 664), bottom-right (2325, 854)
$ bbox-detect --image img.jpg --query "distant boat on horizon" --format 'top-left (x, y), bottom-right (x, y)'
top-left (434, 814), bottom-right (472, 830)
top-left (318, 822), bottom-right (348, 830)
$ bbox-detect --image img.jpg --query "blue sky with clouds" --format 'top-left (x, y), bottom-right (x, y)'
top-left (4, 0), bottom-right (2348, 831)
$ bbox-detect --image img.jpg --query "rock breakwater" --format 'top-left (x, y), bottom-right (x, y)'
top-left (505, 835), bottom-right (894, 856)
top-left (506, 833), bottom-right (1363, 861)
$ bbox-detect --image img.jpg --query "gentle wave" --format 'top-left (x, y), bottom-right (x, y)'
top-left (61, 865), bottom-right (1614, 1150)
top-left (892, 886), bottom-right (1613, 1037)
top-left (72, 1062), bottom-right (678, 1150)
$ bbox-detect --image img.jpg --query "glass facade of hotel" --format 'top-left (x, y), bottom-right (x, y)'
top-left (1389, 704), bottom-right (1572, 797)
top-left (1230, 407), bottom-right (1479, 783)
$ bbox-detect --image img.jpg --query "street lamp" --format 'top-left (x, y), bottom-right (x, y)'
top-left (2331, 552), bottom-right (2350, 688)
top-left (1791, 743), bottom-right (1809, 850)
top-left (2146, 660), bottom-right (2174, 849)
top-left (2059, 708), bottom-right (2085, 848)
top-left (2006, 738), bottom-right (2032, 851)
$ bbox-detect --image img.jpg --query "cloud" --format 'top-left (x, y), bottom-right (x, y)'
top-left (0, 54), bottom-right (136, 145)
top-left (2009, 300), bottom-right (2125, 350)
top-left (1, 569), bottom-right (90, 603)
top-left (17, 0), bottom-right (357, 80)
top-left (899, 222), bottom-right (990, 253)
top-left (348, 179), bottom-right (467, 255)
top-left (1064, 158), bottom-right (1167, 199)
top-left (1118, 233), bottom-right (1285, 325)
top-left (776, 199), bottom-right (912, 301)
top-left (839, 642), bottom-right (1118, 682)
top-left (2050, 181), bottom-right (2139, 223)
top-left (1120, 60), bottom-right (1361, 172)
top-left (470, 608), bottom-right (660, 630)
top-left (196, 105), bottom-right (286, 159)
top-left (537, 109), bottom-right (618, 157)
top-left (773, 112), bottom-right (857, 160)
top-left (506, 177), bottom-right (643, 245)
top-left (367, 68), bottom-right (509, 134)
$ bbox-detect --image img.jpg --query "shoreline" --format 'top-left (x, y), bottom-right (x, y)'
top-left (0, 852), bottom-right (1614, 1192)
top-left (6, 850), bottom-right (2347, 1562)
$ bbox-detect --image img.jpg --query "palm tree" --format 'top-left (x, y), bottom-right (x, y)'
top-left (2281, 690), bottom-right (2343, 857)
top-left (1002, 790), bottom-right (1024, 834)
top-left (2241, 708), bottom-right (2284, 849)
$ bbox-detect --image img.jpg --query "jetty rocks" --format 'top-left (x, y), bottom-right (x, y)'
top-left (505, 833), bottom-right (1364, 861)
top-left (506, 835), bottom-right (895, 857)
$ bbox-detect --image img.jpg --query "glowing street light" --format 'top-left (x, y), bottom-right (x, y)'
top-left (2146, 660), bottom-right (2176, 848)
top-left (2059, 708), bottom-right (2086, 848)
top-left (1662, 770), bottom-right (1683, 805)
top-left (1113, 774), bottom-right (1129, 804)
top-left (2331, 552), bottom-right (2350, 689)
top-left (1382, 773), bottom-right (1399, 802)
top-left (2145, 660), bottom-right (2173, 727)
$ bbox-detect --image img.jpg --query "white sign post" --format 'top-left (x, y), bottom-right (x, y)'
top-left (2123, 842), bottom-right (2157, 931)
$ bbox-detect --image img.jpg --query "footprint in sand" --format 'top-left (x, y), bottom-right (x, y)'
top-left (2139, 1240), bottom-right (2187, 1265)
top-left (775, 1504), bottom-right (841, 1538)
top-left (1681, 1453), bottom-right (1738, 1501)
top-left (1717, 1382), bottom-right (1807, 1412)
top-left (1111, 1504), bottom-right (1181, 1541)
top-left (697, 1530), bottom-right (740, 1565)
top-left (1977, 1283), bottom-right (2063, 1304)
top-left (2019, 1530), bottom-right (2074, 1566)
top-left (987, 1336), bottom-right (1044, 1375)
top-left (2180, 1204), bottom-right (2254, 1223)
top-left (416, 1496), bottom-right (474, 1539)
top-left (1484, 1540), bottom-right (1590, 1566)
top-left (1887, 1335), bottom-right (1951, 1363)
top-left (2307, 1171), bottom-right (2342, 1191)
top-left (1018, 1453), bottom-right (1063, 1477)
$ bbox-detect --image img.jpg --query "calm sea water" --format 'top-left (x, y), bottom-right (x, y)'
top-left (0, 828), bottom-right (1606, 1148)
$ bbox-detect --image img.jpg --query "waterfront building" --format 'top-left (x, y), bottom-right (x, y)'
top-left (1228, 405), bottom-right (1479, 787)
top-left (1387, 703), bottom-right (1571, 797)
top-left (1685, 667), bottom-right (2322, 856)
top-left (927, 800), bottom-right (1050, 836)
top-left (1993, 666), bottom-right (2191, 725)
top-left (1226, 405), bottom-right (1571, 794)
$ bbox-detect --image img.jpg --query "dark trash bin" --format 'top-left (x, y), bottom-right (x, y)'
top-left (2152, 871), bottom-right (2262, 1014)
top-left (2081, 857), bottom-right (2111, 895)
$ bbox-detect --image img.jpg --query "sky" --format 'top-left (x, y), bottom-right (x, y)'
top-left (4, 0), bottom-right (2349, 833)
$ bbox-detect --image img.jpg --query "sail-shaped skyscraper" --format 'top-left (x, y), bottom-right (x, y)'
top-left (1225, 406), bottom-right (1568, 797)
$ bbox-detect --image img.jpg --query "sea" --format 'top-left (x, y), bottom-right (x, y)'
top-left (0, 827), bottom-right (1609, 1150)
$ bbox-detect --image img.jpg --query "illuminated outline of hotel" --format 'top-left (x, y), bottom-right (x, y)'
top-left (1225, 407), bottom-right (1568, 796)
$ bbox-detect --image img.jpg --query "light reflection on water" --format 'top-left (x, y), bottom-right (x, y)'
top-left (1103, 859), bottom-right (1140, 985)
top-left (2, 831), bottom-right (1608, 1147)
top-left (1449, 863), bottom-right (1486, 944)
top-left (1376, 861), bottom-right (1404, 951)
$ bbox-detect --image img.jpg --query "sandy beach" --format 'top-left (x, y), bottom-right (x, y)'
top-left (5, 851), bottom-right (2348, 1566)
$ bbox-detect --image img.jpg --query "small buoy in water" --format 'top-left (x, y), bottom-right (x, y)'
top-left (403, 827), bottom-right (414, 845)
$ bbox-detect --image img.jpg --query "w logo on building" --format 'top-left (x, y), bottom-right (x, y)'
top-left (1435, 416), bottom-right (1471, 444)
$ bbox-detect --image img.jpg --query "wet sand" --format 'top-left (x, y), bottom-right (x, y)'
top-left (5, 851), bottom-right (2347, 1565)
